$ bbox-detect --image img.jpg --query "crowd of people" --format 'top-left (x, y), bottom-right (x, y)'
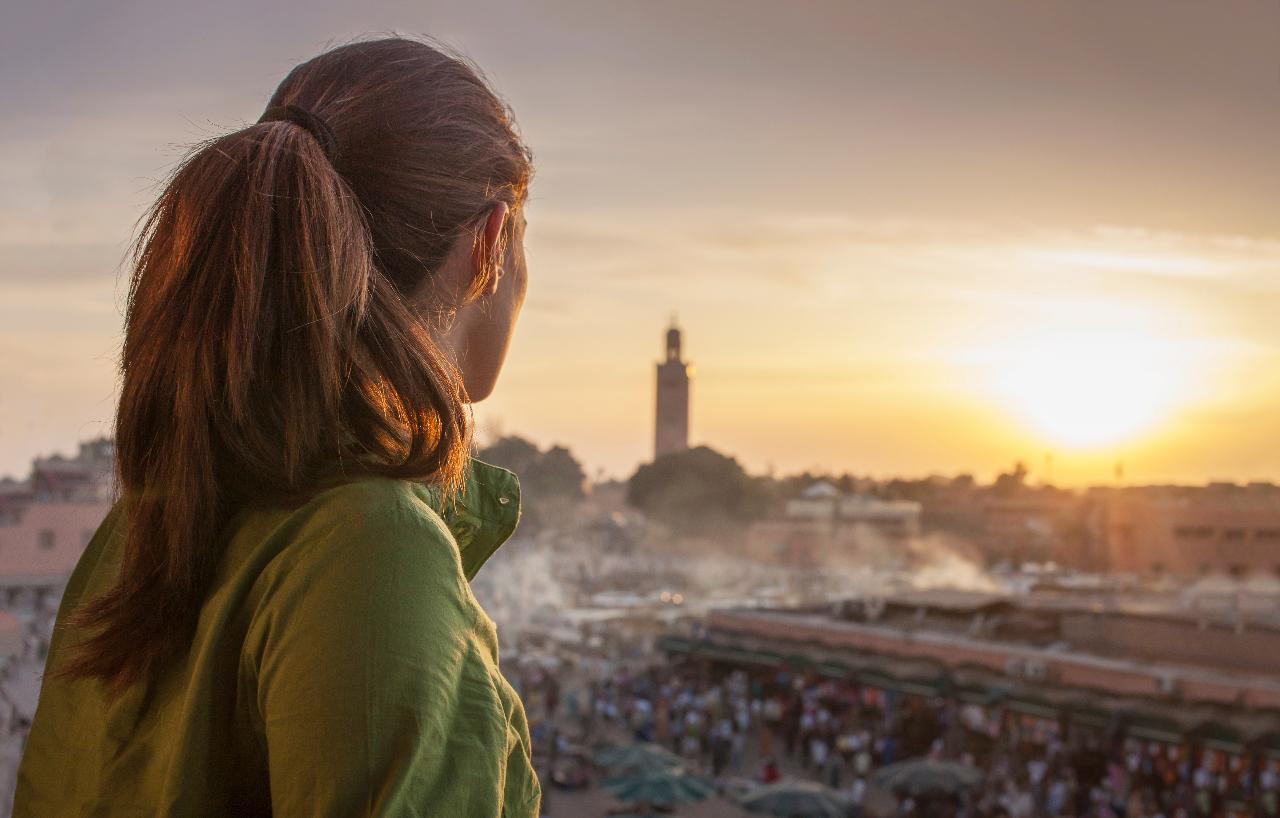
top-left (512, 655), bottom-right (1280, 818)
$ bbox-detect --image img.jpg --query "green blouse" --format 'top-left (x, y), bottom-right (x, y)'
top-left (13, 457), bottom-right (541, 817)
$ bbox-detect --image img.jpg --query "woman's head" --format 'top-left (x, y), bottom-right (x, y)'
top-left (51, 35), bottom-right (532, 697)
top-left (265, 36), bottom-right (533, 399)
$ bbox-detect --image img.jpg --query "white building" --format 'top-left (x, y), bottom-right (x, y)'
top-left (784, 480), bottom-right (921, 540)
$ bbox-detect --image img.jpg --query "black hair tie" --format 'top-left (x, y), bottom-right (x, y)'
top-left (258, 104), bottom-right (339, 162)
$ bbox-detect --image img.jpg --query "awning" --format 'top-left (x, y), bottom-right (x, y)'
top-left (1125, 713), bottom-right (1185, 745)
top-left (654, 635), bottom-right (696, 654)
top-left (1251, 731), bottom-right (1280, 760)
top-left (957, 685), bottom-right (1009, 706)
top-left (816, 661), bottom-right (852, 679)
top-left (654, 635), bottom-right (788, 668)
top-left (855, 669), bottom-right (943, 698)
top-left (1193, 722), bottom-right (1246, 755)
top-left (1005, 696), bottom-right (1060, 721)
top-left (702, 643), bottom-right (786, 667)
top-left (856, 669), bottom-right (900, 691)
top-left (1065, 703), bottom-right (1114, 731)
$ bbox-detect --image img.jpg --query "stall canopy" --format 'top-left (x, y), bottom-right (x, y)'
top-left (1004, 694), bottom-right (1060, 721)
top-left (1124, 712), bottom-right (1185, 745)
top-left (855, 668), bottom-right (945, 698)
top-left (654, 635), bottom-right (786, 668)
top-left (1063, 699), bottom-right (1116, 732)
top-left (1192, 721), bottom-right (1246, 755)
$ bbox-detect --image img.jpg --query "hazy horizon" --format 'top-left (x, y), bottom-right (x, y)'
top-left (4, 0), bottom-right (1278, 486)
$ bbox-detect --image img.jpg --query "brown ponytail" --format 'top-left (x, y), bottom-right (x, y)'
top-left (50, 35), bottom-right (532, 700)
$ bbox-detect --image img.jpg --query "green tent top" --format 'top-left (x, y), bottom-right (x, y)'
top-left (600, 767), bottom-right (716, 807)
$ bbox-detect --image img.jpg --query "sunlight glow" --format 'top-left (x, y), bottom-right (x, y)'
top-left (1030, 249), bottom-right (1216, 278)
top-left (983, 329), bottom-right (1193, 450)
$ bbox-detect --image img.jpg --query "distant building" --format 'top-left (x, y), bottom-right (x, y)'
top-left (654, 318), bottom-right (691, 460)
top-left (0, 438), bottom-right (115, 588)
top-left (980, 492), bottom-right (1081, 566)
top-left (747, 480), bottom-right (922, 565)
top-left (678, 587), bottom-right (1280, 711)
top-left (1090, 483), bottom-right (1280, 578)
top-left (917, 478), bottom-right (985, 539)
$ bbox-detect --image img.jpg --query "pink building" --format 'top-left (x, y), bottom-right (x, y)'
top-left (0, 502), bottom-right (113, 587)
top-left (0, 439), bottom-right (115, 588)
top-left (981, 492), bottom-right (1079, 565)
top-left (1094, 484), bottom-right (1280, 578)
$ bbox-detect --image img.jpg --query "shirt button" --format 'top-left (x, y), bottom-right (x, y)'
top-left (498, 496), bottom-right (510, 504)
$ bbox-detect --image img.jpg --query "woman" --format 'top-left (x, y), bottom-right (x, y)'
top-left (13, 35), bottom-right (538, 817)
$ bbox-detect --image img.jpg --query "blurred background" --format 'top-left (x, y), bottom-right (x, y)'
top-left (2, 2), bottom-right (1278, 817)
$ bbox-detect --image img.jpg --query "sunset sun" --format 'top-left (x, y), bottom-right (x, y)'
top-left (984, 329), bottom-right (1191, 450)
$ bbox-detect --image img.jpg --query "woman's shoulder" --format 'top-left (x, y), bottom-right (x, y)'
top-left (245, 476), bottom-right (471, 604)
top-left (303, 474), bottom-right (447, 526)
top-left (240, 476), bottom-right (483, 662)
top-left (285, 475), bottom-right (455, 546)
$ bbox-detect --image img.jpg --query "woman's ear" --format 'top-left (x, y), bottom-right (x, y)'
top-left (472, 203), bottom-right (510, 296)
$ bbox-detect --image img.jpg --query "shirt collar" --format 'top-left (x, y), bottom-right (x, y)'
top-left (414, 456), bottom-right (522, 581)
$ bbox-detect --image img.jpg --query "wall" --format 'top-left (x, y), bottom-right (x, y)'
top-left (0, 501), bottom-right (111, 583)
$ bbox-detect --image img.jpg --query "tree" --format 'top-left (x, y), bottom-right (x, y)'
top-left (625, 445), bottom-right (766, 535)
top-left (991, 461), bottom-right (1029, 497)
top-left (475, 435), bottom-right (587, 534)
top-left (526, 445), bottom-right (587, 503)
top-left (476, 435), bottom-right (541, 477)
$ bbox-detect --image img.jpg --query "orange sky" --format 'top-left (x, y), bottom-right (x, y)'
top-left (3, 1), bottom-right (1278, 485)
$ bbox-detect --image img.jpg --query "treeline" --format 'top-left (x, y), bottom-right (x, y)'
top-left (476, 434), bottom-right (1070, 538)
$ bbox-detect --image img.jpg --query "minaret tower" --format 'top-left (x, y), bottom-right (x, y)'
top-left (654, 315), bottom-right (691, 459)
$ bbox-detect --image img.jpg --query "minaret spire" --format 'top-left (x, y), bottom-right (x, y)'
top-left (654, 316), bottom-right (691, 459)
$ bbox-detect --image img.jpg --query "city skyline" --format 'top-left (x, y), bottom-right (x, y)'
top-left (2, 424), bottom-right (1273, 493)
top-left (4, 1), bottom-right (1279, 486)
